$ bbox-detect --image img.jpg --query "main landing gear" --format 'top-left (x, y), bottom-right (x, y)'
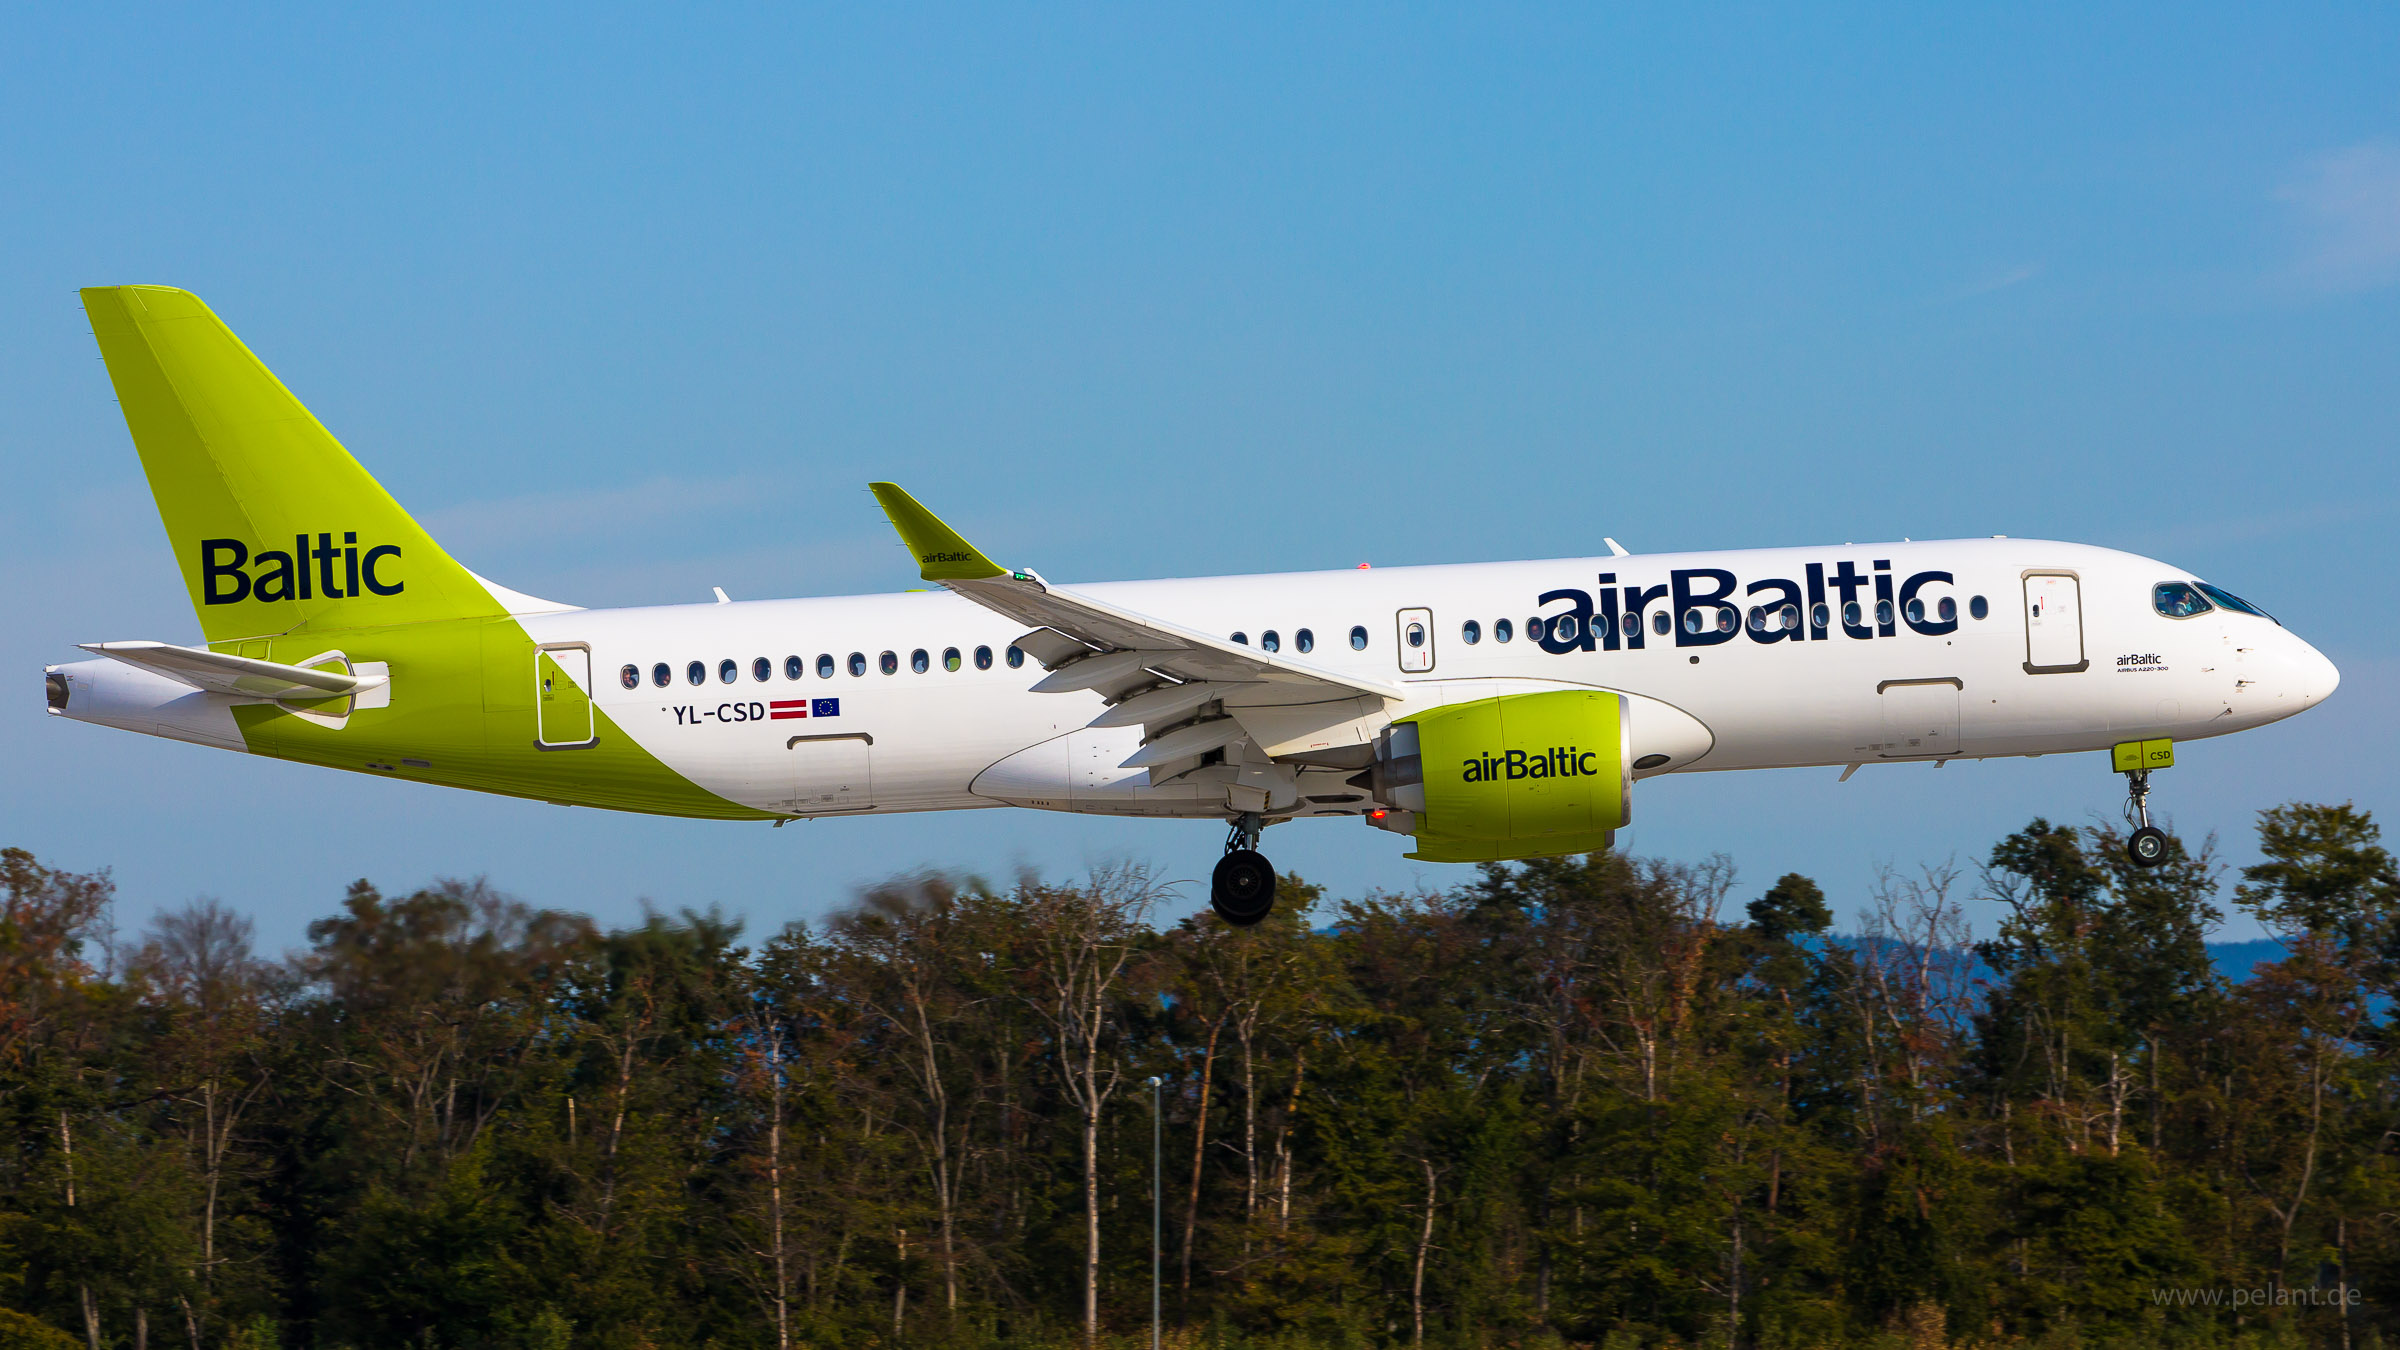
top-left (1211, 812), bottom-right (1276, 926)
top-left (2122, 768), bottom-right (2170, 869)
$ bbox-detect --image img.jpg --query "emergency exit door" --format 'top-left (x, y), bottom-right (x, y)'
top-left (2022, 573), bottom-right (2087, 674)
top-left (1396, 608), bottom-right (1435, 673)
top-left (535, 645), bottom-right (597, 747)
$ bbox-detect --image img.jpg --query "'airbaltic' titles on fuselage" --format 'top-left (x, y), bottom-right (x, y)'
top-left (1532, 561), bottom-right (1960, 653)
top-left (200, 535), bottom-right (403, 605)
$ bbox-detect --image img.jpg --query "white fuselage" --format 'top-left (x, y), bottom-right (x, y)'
top-left (502, 537), bottom-right (2335, 822)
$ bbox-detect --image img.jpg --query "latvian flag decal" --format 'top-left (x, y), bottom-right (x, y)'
top-left (771, 698), bottom-right (840, 721)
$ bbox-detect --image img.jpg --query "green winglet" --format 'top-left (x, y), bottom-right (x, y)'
top-left (868, 482), bottom-right (1008, 581)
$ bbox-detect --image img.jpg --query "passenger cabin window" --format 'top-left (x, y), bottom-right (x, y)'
top-left (1811, 603), bottom-right (1830, 631)
top-left (718, 659), bottom-right (738, 684)
top-left (1006, 645), bottom-right (1025, 668)
top-left (911, 648), bottom-right (930, 674)
top-left (974, 645), bottom-right (994, 670)
top-left (1405, 621), bottom-right (1426, 648)
top-left (1903, 598), bottom-right (1925, 625)
top-left (1295, 628), bottom-right (1314, 653)
top-left (817, 654), bottom-right (835, 678)
top-left (687, 661), bottom-right (706, 686)
top-left (880, 651), bottom-right (899, 675)
top-left (1779, 604), bottom-right (1799, 631)
top-left (2195, 582), bottom-right (2272, 620)
top-left (1495, 618), bottom-right (1513, 643)
top-left (1875, 600), bottom-right (1894, 628)
top-left (785, 656), bottom-right (804, 680)
top-left (1261, 630), bottom-right (1280, 653)
top-left (753, 657), bottom-right (772, 682)
top-left (1349, 625), bottom-right (1368, 650)
top-left (1595, 613), bottom-right (1616, 639)
top-left (1842, 601), bottom-right (1863, 629)
top-left (1462, 619), bottom-right (1482, 644)
top-left (1937, 598), bottom-right (1956, 624)
top-left (1969, 595), bottom-right (1989, 620)
top-left (847, 652), bottom-right (867, 677)
top-left (1231, 632), bottom-right (1248, 646)
top-left (652, 662), bottom-right (671, 688)
top-left (1553, 615), bottom-right (1579, 641)
top-left (944, 647), bottom-right (962, 672)
top-left (619, 664), bottom-right (639, 690)
top-left (1527, 617), bottom-right (1546, 642)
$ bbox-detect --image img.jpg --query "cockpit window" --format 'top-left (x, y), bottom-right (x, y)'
top-left (2153, 582), bottom-right (2212, 619)
top-left (2195, 582), bottom-right (2274, 622)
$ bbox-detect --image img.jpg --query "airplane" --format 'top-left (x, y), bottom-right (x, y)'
top-left (45, 286), bottom-right (2341, 924)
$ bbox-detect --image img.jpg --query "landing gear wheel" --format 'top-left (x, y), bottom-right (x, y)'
top-left (1211, 850), bottom-right (1276, 926)
top-left (2118, 765), bottom-right (2170, 869)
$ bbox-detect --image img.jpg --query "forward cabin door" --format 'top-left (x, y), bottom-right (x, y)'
top-left (2022, 573), bottom-right (2088, 673)
top-left (1396, 607), bottom-right (1435, 673)
top-left (534, 644), bottom-right (597, 748)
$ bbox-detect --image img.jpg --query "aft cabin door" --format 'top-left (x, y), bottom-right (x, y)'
top-left (535, 645), bottom-right (597, 748)
top-left (2022, 573), bottom-right (2088, 674)
top-left (1396, 608), bottom-right (1435, 673)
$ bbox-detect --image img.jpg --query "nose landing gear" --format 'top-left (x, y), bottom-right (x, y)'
top-left (2124, 771), bottom-right (2169, 867)
top-left (1211, 812), bottom-right (1275, 926)
top-left (2113, 738), bottom-right (2176, 868)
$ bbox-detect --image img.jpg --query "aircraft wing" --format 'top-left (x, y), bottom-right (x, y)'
top-left (80, 641), bottom-right (382, 702)
top-left (870, 483), bottom-right (1401, 774)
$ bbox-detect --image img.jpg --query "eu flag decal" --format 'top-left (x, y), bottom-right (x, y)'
top-left (812, 698), bottom-right (840, 718)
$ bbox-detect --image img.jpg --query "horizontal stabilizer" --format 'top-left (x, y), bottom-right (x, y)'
top-left (79, 641), bottom-right (383, 702)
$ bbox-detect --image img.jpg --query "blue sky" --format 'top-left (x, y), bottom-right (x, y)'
top-left (4, 6), bottom-right (2395, 951)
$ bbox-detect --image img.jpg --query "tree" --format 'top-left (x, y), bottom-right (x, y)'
top-left (1020, 866), bottom-right (1163, 1345)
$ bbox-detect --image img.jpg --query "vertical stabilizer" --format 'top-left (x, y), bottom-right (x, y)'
top-left (81, 285), bottom-right (505, 643)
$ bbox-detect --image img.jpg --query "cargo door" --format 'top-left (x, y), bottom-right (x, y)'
top-left (1396, 607), bottom-right (1435, 673)
top-left (2022, 573), bottom-right (2087, 673)
top-left (787, 731), bottom-right (873, 812)
top-left (534, 645), bottom-right (596, 748)
top-left (1878, 678), bottom-right (1960, 758)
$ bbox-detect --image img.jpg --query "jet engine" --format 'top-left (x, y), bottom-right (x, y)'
top-left (1363, 689), bottom-right (1630, 863)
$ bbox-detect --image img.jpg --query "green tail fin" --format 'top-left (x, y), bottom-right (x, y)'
top-left (81, 285), bottom-right (504, 643)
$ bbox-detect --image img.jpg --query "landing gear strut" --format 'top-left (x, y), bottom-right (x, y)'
top-left (1211, 812), bottom-right (1275, 926)
top-left (2123, 769), bottom-right (2169, 869)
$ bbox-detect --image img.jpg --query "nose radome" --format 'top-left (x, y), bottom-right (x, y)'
top-left (2297, 637), bottom-right (2340, 707)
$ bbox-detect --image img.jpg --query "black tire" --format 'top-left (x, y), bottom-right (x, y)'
top-left (1211, 850), bottom-right (1276, 926)
top-left (2128, 826), bottom-right (2170, 868)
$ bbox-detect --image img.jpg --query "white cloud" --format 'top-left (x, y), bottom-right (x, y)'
top-left (421, 474), bottom-right (763, 558)
top-left (1950, 261), bottom-right (2043, 301)
top-left (2277, 140), bottom-right (2400, 293)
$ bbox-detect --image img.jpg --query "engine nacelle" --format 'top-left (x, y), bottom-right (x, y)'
top-left (1369, 689), bottom-right (1629, 863)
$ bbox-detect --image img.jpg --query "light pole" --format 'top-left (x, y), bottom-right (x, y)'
top-left (1147, 1074), bottom-right (1163, 1350)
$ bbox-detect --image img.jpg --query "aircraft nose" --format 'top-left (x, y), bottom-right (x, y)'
top-left (2293, 633), bottom-right (2340, 708)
